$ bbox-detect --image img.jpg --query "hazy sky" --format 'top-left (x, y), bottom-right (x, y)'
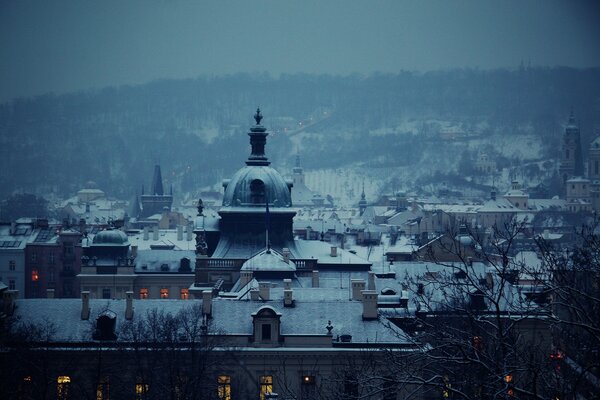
top-left (1, 0), bottom-right (599, 102)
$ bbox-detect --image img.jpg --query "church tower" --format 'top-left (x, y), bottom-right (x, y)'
top-left (559, 110), bottom-right (584, 183)
top-left (139, 164), bottom-right (173, 218)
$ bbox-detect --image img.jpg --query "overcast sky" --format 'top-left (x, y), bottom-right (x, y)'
top-left (1, 0), bottom-right (599, 102)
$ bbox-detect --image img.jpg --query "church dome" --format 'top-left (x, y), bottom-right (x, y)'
top-left (222, 165), bottom-right (292, 208)
top-left (92, 229), bottom-right (129, 245)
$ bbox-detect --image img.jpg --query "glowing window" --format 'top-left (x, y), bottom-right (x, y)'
top-left (180, 288), bottom-right (189, 300)
top-left (505, 374), bottom-right (513, 383)
top-left (160, 288), bottom-right (169, 299)
top-left (57, 376), bottom-right (71, 400)
top-left (259, 375), bottom-right (273, 400)
top-left (217, 375), bottom-right (231, 400)
top-left (135, 382), bottom-right (149, 399)
top-left (31, 269), bottom-right (39, 282)
top-left (139, 288), bottom-right (149, 299)
top-left (96, 378), bottom-right (109, 400)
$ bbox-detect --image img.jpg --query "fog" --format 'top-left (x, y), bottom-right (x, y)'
top-left (1, 0), bottom-right (599, 102)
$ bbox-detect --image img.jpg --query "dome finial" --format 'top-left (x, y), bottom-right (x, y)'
top-left (254, 107), bottom-right (263, 125)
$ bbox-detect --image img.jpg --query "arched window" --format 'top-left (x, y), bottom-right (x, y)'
top-left (250, 179), bottom-right (266, 204)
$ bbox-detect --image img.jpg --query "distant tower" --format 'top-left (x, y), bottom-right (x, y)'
top-left (140, 164), bottom-right (173, 218)
top-left (559, 110), bottom-right (584, 183)
top-left (589, 136), bottom-right (600, 181)
top-left (358, 181), bottom-right (367, 216)
top-left (292, 151), bottom-right (305, 186)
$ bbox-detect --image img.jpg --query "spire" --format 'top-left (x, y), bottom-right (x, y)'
top-left (151, 165), bottom-right (164, 195)
top-left (246, 107), bottom-right (270, 166)
top-left (361, 181), bottom-right (366, 200)
top-left (295, 151), bottom-right (301, 168)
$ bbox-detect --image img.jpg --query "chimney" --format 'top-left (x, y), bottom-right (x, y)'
top-left (306, 226), bottom-right (311, 240)
top-left (259, 282), bottom-right (270, 301)
top-left (400, 290), bottom-right (409, 308)
top-left (361, 290), bottom-right (378, 320)
top-left (10, 222), bottom-right (16, 235)
top-left (143, 226), bottom-right (149, 241)
top-left (368, 271), bottom-right (376, 291)
top-left (486, 272), bottom-right (494, 289)
top-left (282, 248), bottom-right (290, 264)
top-left (186, 224), bottom-right (193, 241)
top-left (490, 189), bottom-right (497, 201)
top-left (202, 290), bottom-right (212, 317)
top-left (330, 246), bottom-right (337, 257)
top-left (46, 289), bottom-right (55, 299)
top-left (131, 245), bottom-right (138, 258)
top-left (250, 288), bottom-right (260, 301)
top-left (152, 226), bottom-right (159, 241)
top-left (312, 270), bottom-right (320, 288)
top-left (283, 278), bottom-right (292, 290)
top-left (125, 291), bottom-right (134, 320)
top-left (240, 271), bottom-right (253, 288)
top-left (2, 290), bottom-right (18, 316)
top-left (81, 291), bottom-right (90, 320)
top-left (177, 225), bottom-right (183, 241)
top-left (284, 289), bottom-right (293, 307)
top-left (543, 229), bottom-right (549, 240)
top-left (351, 279), bottom-right (366, 301)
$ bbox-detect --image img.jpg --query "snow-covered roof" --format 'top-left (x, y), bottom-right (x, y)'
top-left (240, 249), bottom-right (296, 272)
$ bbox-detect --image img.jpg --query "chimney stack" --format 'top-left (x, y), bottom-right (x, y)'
top-left (361, 290), bottom-right (378, 320)
top-left (81, 291), bottom-right (90, 320)
top-left (284, 289), bottom-right (294, 307)
top-left (282, 248), bottom-right (290, 264)
top-left (202, 290), bottom-right (212, 317)
top-left (143, 226), bottom-right (149, 241)
top-left (240, 271), bottom-right (253, 288)
top-left (283, 278), bottom-right (292, 290)
top-left (330, 246), bottom-right (337, 257)
top-left (177, 225), bottom-right (183, 241)
top-left (152, 226), bottom-right (159, 241)
top-left (250, 288), bottom-right (260, 301)
top-left (2, 290), bottom-right (18, 316)
top-left (351, 279), bottom-right (366, 301)
top-left (131, 245), bottom-right (138, 258)
top-left (46, 289), bottom-right (55, 299)
top-left (186, 224), bottom-right (193, 241)
top-left (312, 270), bottom-right (319, 288)
top-left (368, 271), bottom-right (376, 291)
top-left (259, 282), bottom-right (270, 301)
top-left (125, 291), bottom-right (134, 320)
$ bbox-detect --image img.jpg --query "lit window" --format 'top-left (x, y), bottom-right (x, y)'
top-left (302, 375), bottom-right (315, 385)
top-left (259, 375), bottom-right (273, 400)
top-left (31, 269), bottom-right (39, 282)
top-left (96, 378), bottom-right (109, 400)
top-left (160, 288), bottom-right (169, 299)
top-left (139, 288), bottom-right (149, 299)
top-left (217, 375), bottom-right (231, 400)
top-left (180, 288), bottom-right (189, 300)
top-left (135, 381), bottom-right (149, 399)
top-left (9, 260), bottom-right (15, 271)
top-left (472, 336), bottom-right (483, 351)
top-left (57, 376), bottom-right (71, 400)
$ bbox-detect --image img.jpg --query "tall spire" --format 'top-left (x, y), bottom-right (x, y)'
top-left (151, 165), bottom-right (164, 195)
top-left (246, 107), bottom-right (270, 166)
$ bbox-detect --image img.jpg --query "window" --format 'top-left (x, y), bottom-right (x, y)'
top-left (31, 252), bottom-right (37, 262)
top-left (160, 288), bottom-right (169, 299)
top-left (9, 260), bottom-right (15, 271)
top-left (102, 288), bottom-right (111, 299)
top-left (49, 267), bottom-right (55, 283)
top-left (135, 381), bottom-right (149, 400)
top-left (9, 279), bottom-right (15, 290)
top-left (301, 375), bottom-right (316, 399)
top-left (139, 288), bottom-right (149, 299)
top-left (262, 324), bottom-right (272, 341)
top-left (596, 161), bottom-right (599, 175)
top-left (382, 377), bottom-right (397, 400)
top-left (217, 375), bottom-right (231, 400)
top-left (250, 179), bottom-right (266, 204)
top-left (180, 288), bottom-right (189, 300)
top-left (96, 378), bottom-right (109, 400)
top-left (259, 375), bottom-right (273, 400)
top-left (31, 269), bottom-right (39, 282)
top-left (49, 253), bottom-right (55, 264)
top-left (57, 376), bottom-right (71, 400)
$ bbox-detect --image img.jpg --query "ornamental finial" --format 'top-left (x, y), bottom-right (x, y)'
top-left (254, 107), bottom-right (263, 125)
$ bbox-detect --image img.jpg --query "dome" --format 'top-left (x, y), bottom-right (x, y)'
top-left (222, 165), bottom-right (292, 208)
top-left (92, 229), bottom-right (129, 245)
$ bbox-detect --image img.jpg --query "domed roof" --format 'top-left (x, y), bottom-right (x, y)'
top-left (222, 165), bottom-right (292, 208)
top-left (92, 229), bottom-right (129, 246)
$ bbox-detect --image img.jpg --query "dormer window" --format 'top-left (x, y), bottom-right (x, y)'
top-left (252, 306), bottom-right (282, 346)
top-left (93, 311), bottom-right (117, 340)
top-left (250, 179), bottom-right (266, 204)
